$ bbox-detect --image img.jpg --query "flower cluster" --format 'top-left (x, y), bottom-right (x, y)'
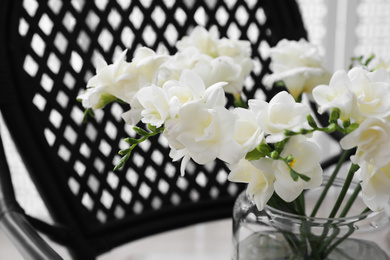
top-left (78, 25), bottom-right (390, 214)
top-left (264, 38), bottom-right (331, 100)
top-left (77, 48), bottom-right (168, 110)
top-left (78, 25), bottom-right (253, 113)
top-left (314, 67), bottom-right (390, 211)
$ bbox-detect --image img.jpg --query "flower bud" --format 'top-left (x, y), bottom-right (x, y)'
top-left (307, 114), bottom-right (318, 128)
top-left (284, 129), bottom-right (297, 136)
top-left (286, 155), bottom-right (295, 164)
top-left (327, 123), bottom-right (337, 133)
top-left (329, 108), bottom-right (341, 123)
top-left (270, 151), bottom-right (280, 160)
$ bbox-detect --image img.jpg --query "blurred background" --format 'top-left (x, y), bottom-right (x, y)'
top-left (1, 0), bottom-right (390, 259)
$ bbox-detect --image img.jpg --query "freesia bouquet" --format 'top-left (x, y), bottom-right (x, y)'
top-left (78, 25), bottom-right (390, 257)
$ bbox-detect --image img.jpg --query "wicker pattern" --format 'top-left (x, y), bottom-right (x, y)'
top-left (1, 0), bottom-right (306, 257)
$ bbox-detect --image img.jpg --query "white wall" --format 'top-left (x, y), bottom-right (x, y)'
top-left (298, 0), bottom-right (390, 72)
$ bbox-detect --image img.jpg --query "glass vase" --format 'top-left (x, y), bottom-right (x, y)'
top-left (232, 177), bottom-right (390, 260)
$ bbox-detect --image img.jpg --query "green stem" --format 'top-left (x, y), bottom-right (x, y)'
top-left (299, 219), bottom-right (315, 257)
top-left (361, 207), bottom-right (370, 215)
top-left (323, 224), bottom-right (356, 258)
top-left (314, 162), bottom-right (359, 256)
top-left (267, 196), bottom-right (279, 210)
top-left (269, 193), bottom-right (299, 215)
top-left (338, 183), bottom-right (362, 218)
top-left (233, 94), bottom-right (248, 108)
top-left (283, 232), bottom-right (302, 256)
top-left (114, 126), bottom-right (164, 171)
top-left (328, 163), bottom-right (359, 218)
top-left (326, 206), bottom-right (371, 254)
top-left (295, 192), bottom-right (306, 216)
top-left (310, 149), bottom-right (352, 217)
top-left (318, 226), bottom-right (340, 253)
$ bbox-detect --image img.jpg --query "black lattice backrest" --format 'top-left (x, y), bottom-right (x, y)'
top-left (0, 0), bottom-right (306, 257)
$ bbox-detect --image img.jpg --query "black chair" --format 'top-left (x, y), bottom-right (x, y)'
top-left (0, 0), bottom-right (307, 259)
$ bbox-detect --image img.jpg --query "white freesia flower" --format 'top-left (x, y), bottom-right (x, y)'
top-left (131, 46), bottom-right (169, 80)
top-left (358, 161), bottom-right (390, 211)
top-left (176, 25), bottom-right (219, 57)
top-left (157, 47), bottom-right (211, 84)
top-left (120, 97), bottom-right (143, 126)
top-left (249, 91), bottom-right (311, 142)
top-left (232, 107), bottom-right (264, 154)
top-left (264, 38), bottom-right (331, 100)
top-left (217, 37), bottom-right (252, 60)
top-left (225, 58), bottom-right (253, 94)
top-left (228, 158), bottom-right (275, 211)
top-left (78, 48), bottom-right (168, 109)
top-left (160, 80), bottom-right (242, 175)
top-left (77, 50), bottom-right (130, 109)
top-left (314, 67), bottom-right (390, 123)
top-left (348, 67), bottom-right (390, 120)
top-left (192, 57), bottom-right (241, 88)
top-left (340, 118), bottom-right (390, 168)
top-left (195, 56), bottom-right (254, 95)
top-left (122, 70), bottom-right (226, 126)
top-left (215, 37), bottom-right (254, 94)
top-left (371, 57), bottom-right (390, 73)
top-left (159, 48), bottom-right (251, 95)
top-left (272, 136), bottom-right (323, 202)
top-left (313, 70), bottom-right (359, 121)
top-left (164, 102), bottom-right (242, 175)
top-left (124, 47), bottom-right (169, 101)
top-left (163, 69), bottom-right (209, 118)
top-left (173, 25), bottom-right (253, 95)
top-left (132, 85), bottom-right (169, 127)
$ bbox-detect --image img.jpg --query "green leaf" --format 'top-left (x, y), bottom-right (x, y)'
top-left (82, 108), bottom-right (95, 123)
top-left (233, 95), bottom-right (248, 108)
top-left (295, 93), bottom-right (303, 103)
top-left (274, 138), bottom-right (288, 154)
top-left (326, 123), bottom-right (337, 133)
top-left (307, 114), bottom-right (318, 128)
top-left (346, 123), bottom-right (359, 133)
top-left (257, 143), bottom-right (273, 155)
top-left (113, 151), bottom-right (131, 171)
top-left (275, 80), bottom-right (285, 87)
top-left (245, 143), bottom-right (273, 161)
top-left (148, 124), bottom-right (158, 133)
top-left (329, 108), bottom-right (341, 123)
top-left (116, 98), bottom-right (127, 104)
top-left (364, 54), bottom-right (375, 66)
top-left (290, 168), bottom-right (299, 181)
top-left (118, 148), bottom-right (132, 155)
top-left (284, 129), bottom-right (297, 137)
top-left (95, 93), bottom-right (117, 109)
top-left (289, 164), bottom-right (310, 182)
top-left (125, 138), bottom-right (140, 144)
top-left (297, 173), bottom-right (311, 182)
top-left (299, 128), bottom-right (309, 135)
top-left (148, 124), bottom-right (165, 134)
top-left (245, 148), bottom-right (263, 161)
top-left (133, 126), bottom-right (150, 136)
top-left (342, 119), bottom-right (351, 128)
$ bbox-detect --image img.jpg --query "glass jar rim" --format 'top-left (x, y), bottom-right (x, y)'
top-left (264, 176), bottom-right (385, 223)
top-left (264, 204), bottom-right (380, 223)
